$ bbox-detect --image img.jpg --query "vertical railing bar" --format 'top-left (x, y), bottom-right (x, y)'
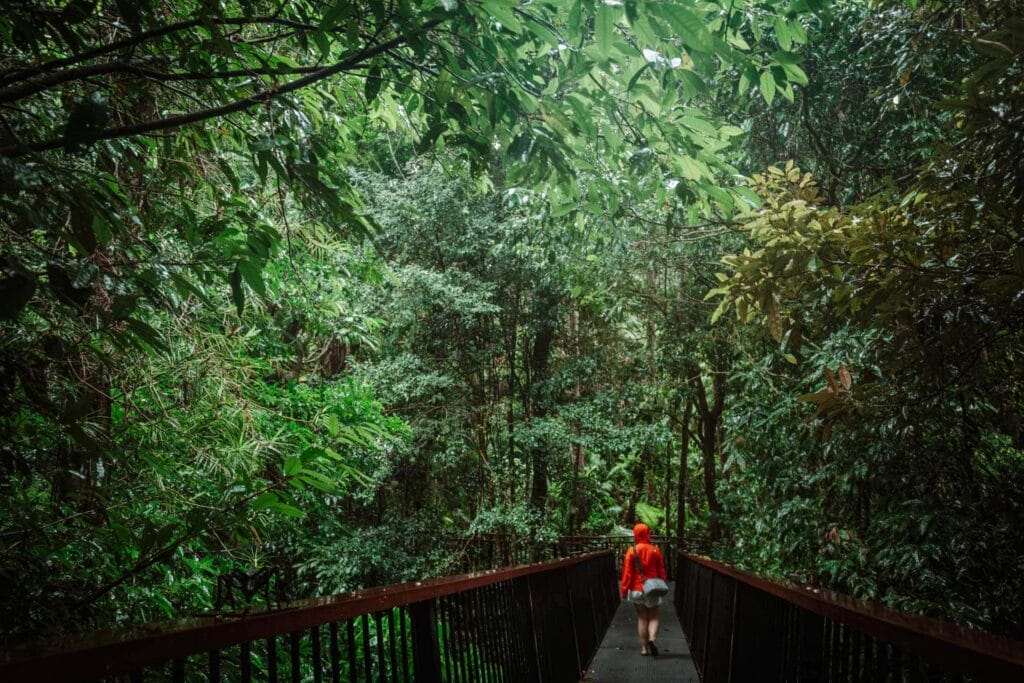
top-left (438, 596), bottom-right (454, 683)
top-left (444, 594), bottom-right (458, 683)
top-left (267, 634), bottom-right (278, 683)
top-left (768, 594), bottom-right (782, 680)
top-left (435, 596), bottom-right (450, 682)
top-left (911, 654), bottom-right (927, 683)
top-left (587, 581), bottom-right (600, 658)
top-left (562, 565), bottom-right (583, 680)
top-left (387, 609), bottom-right (400, 683)
top-left (504, 577), bottom-right (525, 680)
top-left (494, 582), bottom-right (515, 680)
top-left (685, 557), bottom-right (699, 638)
top-left (240, 640), bottom-right (252, 683)
top-left (499, 581), bottom-right (517, 681)
top-left (289, 630), bottom-right (301, 683)
top-left (465, 591), bottom-right (478, 682)
top-left (490, 584), bottom-right (507, 683)
top-left (346, 619), bottom-right (358, 683)
top-left (361, 613), bottom-right (373, 683)
top-left (372, 614), bottom-right (385, 683)
top-left (209, 649), bottom-right (221, 683)
top-left (863, 635), bottom-right (874, 681)
top-left (907, 649), bottom-right (920, 681)
top-left (484, 584), bottom-right (503, 683)
top-left (460, 592), bottom-right (474, 683)
top-left (852, 628), bottom-right (862, 680)
top-left (788, 603), bottom-right (799, 679)
top-left (828, 619), bottom-right (840, 682)
top-left (796, 604), bottom-right (806, 679)
top-left (773, 598), bottom-right (785, 680)
top-left (513, 579), bottom-right (530, 681)
top-left (487, 581), bottom-right (507, 683)
top-left (840, 623), bottom-right (850, 682)
top-left (470, 587), bottom-right (491, 683)
top-left (374, 612), bottom-right (386, 683)
top-left (409, 599), bottom-right (442, 683)
top-left (700, 570), bottom-right (716, 677)
top-left (469, 587), bottom-right (488, 683)
top-left (452, 594), bottom-right (468, 683)
top-left (820, 612), bottom-right (830, 682)
top-left (330, 621), bottom-right (341, 683)
top-left (171, 657), bottom-right (186, 683)
top-left (876, 639), bottom-right (889, 683)
top-left (786, 602), bottom-right (794, 675)
top-left (893, 645), bottom-right (904, 682)
top-left (481, 586), bottom-right (498, 683)
top-left (466, 589), bottom-right (484, 683)
top-left (524, 575), bottom-right (544, 681)
top-left (399, 606), bottom-right (411, 683)
top-left (726, 577), bottom-right (739, 683)
top-left (312, 625), bottom-right (323, 683)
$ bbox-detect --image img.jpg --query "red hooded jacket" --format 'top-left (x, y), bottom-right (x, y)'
top-left (620, 523), bottom-right (667, 598)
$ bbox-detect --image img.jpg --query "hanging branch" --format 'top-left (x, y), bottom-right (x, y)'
top-left (0, 16), bottom-right (328, 87)
top-left (0, 17), bottom-right (445, 158)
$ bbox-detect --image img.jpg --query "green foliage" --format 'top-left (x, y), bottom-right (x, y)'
top-left (706, 0), bottom-right (1024, 635)
top-left (1, 0), bottom-right (1022, 648)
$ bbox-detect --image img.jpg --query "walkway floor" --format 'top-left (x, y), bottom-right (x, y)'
top-left (582, 583), bottom-right (699, 682)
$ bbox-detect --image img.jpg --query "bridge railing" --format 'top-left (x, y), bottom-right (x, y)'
top-left (0, 551), bottom-right (618, 683)
top-left (441, 533), bottom-right (711, 580)
top-left (676, 552), bottom-right (1024, 682)
top-left (557, 534), bottom-right (710, 581)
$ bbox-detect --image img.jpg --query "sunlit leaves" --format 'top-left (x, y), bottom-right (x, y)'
top-left (759, 69), bottom-right (777, 105)
top-left (595, 3), bottom-right (616, 59)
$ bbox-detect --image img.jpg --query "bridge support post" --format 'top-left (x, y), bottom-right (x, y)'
top-left (409, 599), bottom-right (442, 683)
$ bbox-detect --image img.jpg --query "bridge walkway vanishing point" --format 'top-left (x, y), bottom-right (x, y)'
top-left (584, 581), bottom-right (699, 682)
top-left (2, 537), bottom-right (1024, 682)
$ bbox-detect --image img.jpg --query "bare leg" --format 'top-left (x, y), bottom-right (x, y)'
top-left (647, 605), bottom-right (660, 645)
top-left (634, 605), bottom-right (650, 653)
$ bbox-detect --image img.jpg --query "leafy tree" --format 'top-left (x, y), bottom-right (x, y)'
top-left (707, 0), bottom-right (1024, 634)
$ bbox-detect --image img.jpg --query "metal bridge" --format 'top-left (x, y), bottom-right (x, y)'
top-left (1, 537), bottom-right (1022, 681)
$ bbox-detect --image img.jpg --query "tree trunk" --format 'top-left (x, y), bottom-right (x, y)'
top-left (527, 318), bottom-right (554, 515)
top-left (691, 365), bottom-right (726, 541)
top-left (700, 426), bottom-right (723, 539)
top-left (567, 307), bottom-right (586, 534)
top-left (664, 440), bottom-right (671, 538)
top-left (676, 399), bottom-right (693, 543)
top-left (504, 289), bottom-right (518, 504)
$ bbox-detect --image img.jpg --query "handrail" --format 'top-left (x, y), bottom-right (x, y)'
top-left (679, 551), bottom-right (1024, 681)
top-left (1, 550), bottom-right (615, 682)
top-left (686, 553), bottom-right (1024, 672)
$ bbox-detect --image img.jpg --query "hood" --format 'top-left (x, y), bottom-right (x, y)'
top-left (633, 523), bottom-right (651, 544)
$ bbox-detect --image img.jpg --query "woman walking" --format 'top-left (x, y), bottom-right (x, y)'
top-left (619, 522), bottom-right (668, 656)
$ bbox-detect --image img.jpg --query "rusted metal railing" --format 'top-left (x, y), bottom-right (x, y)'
top-left (557, 534), bottom-right (710, 581)
top-left (441, 533), bottom-right (711, 580)
top-left (676, 552), bottom-right (1024, 682)
top-left (0, 551), bottom-right (618, 683)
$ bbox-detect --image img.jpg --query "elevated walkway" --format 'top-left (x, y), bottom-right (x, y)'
top-left (584, 582), bottom-right (698, 682)
top-left (1, 543), bottom-right (1022, 681)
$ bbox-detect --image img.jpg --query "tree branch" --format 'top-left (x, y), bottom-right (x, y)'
top-left (0, 16), bottom-right (330, 87)
top-left (0, 18), bottom-right (445, 158)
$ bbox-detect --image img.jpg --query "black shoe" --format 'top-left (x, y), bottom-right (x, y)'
top-left (648, 640), bottom-right (658, 657)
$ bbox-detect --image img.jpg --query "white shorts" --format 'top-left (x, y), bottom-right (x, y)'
top-left (628, 590), bottom-right (662, 608)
